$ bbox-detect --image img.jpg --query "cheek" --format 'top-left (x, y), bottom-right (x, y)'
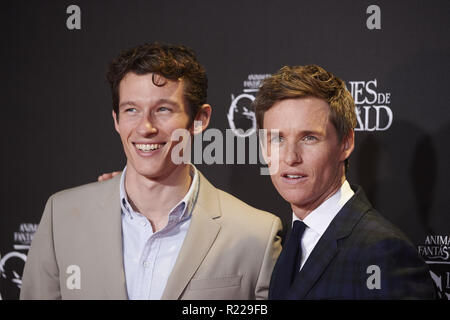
top-left (165, 115), bottom-right (190, 130)
top-left (117, 117), bottom-right (136, 133)
top-left (118, 125), bottom-right (133, 141)
top-left (312, 151), bottom-right (342, 181)
top-left (305, 147), bottom-right (337, 173)
top-left (269, 174), bottom-right (278, 187)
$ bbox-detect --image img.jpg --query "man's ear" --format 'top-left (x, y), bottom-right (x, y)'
top-left (341, 130), bottom-right (355, 161)
top-left (190, 104), bottom-right (212, 135)
top-left (112, 110), bottom-right (120, 134)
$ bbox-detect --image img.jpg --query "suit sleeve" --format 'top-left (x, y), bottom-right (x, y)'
top-left (365, 237), bottom-right (436, 299)
top-left (20, 196), bottom-right (61, 300)
top-left (254, 216), bottom-right (283, 300)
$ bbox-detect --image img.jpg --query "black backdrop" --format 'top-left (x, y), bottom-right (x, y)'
top-left (1, 0), bottom-right (449, 300)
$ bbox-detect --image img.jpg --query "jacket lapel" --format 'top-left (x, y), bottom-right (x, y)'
top-left (161, 172), bottom-right (221, 299)
top-left (286, 185), bottom-right (371, 299)
top-left (286, 226), bottom-right (338, 299)
top-left (94, 174), bottom-right (128, 299)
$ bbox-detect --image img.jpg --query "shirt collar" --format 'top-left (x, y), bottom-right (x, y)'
top-left (119, 164), bottom-right (199, 223)
top-left (292, 180), bottom-right (354, 236)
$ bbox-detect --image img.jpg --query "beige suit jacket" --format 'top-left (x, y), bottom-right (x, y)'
top-left (20, 171), bottom-right (282, 300)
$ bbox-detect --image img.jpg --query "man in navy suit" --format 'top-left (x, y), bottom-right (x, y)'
top-left (253, 65), bottom-right (436, 299)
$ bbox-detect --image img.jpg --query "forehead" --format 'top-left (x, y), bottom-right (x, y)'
top-left (118, 72), bottom-right (186, 106)
top-left (263, 97), bottom-right (331, 132)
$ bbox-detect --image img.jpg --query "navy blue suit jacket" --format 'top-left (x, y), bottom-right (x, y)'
top-left (269, 185), bottom-right (436, 299)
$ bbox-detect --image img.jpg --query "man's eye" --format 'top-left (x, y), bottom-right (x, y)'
top-left (303, 135), bottom-right (317, 142)
top-left (157, 106), bottom-right (171, 112)
top-left (271, 136), bottom-right (284, 143)
top-left (125, 108), bottom-right (137, 113)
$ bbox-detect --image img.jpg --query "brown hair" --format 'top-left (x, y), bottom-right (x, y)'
top-left (106, 42), bottom-right (207, 121)
top-left (253, 64), bottom-right (356, 142)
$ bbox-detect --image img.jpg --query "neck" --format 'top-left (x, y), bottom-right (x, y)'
top-left (292, 172), bottom-right (346, 221)
top-left (124, 164), bottom-right (192, 231)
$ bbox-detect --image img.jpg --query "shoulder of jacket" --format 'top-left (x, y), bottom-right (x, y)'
top-left (215, 187), bottom-right (280, 224)
top-left (49, 174), bottom-right (120, 203)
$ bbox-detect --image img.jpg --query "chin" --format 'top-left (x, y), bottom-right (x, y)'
top-left (277, 188), bottom-right (309, 207)
top-left (129, 161), bottom-right (158, 177)
top-left (139, 164), bottom-right (179, 180)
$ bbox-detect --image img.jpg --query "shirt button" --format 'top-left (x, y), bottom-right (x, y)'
top-left (143, 261), bottom-right (150, 268)
top-left (141, 221), bottom-right (147, 227)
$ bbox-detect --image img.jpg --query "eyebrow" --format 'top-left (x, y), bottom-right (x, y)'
top-left (300, 130), bottom-right (324, 136)
top-left (271, 129), bottom-right (324, 136)
top-left (157, 99), bottom-right (180, 108)
top-left (118, 101), bottom-right (138, 109)
top-left (118, 99), bottom-right (181, 109)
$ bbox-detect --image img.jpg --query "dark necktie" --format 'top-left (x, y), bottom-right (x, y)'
top-left (269, 220), bottom-right (306, 299)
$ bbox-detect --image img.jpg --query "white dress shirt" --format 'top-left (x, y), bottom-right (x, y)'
top-left (292, 180), bottom-right (354, 271)
top-left (120, 165), bottom-right (199, 300)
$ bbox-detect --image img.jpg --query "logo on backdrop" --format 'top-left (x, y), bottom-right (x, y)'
top-left (348, 79), bottom-right (393, 131)
top-left (0, 223), bottom-right (37, 300)
top-left (227, 76), bottom-right (393, 136)
top-left (227, 74), bottom-right (271, 137)
top-left (418, 235), bottom-right (450, 299)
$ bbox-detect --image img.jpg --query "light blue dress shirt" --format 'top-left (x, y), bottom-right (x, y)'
top-left (120, 165), bottom-right (199, 300)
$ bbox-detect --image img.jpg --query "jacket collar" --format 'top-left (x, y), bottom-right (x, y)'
top-left (90, 170), bottom-right (222, 300)
top-left (161, 171), bottom-right (222, 299)
top-left (95, 173), bottom-right (128, 299)
top-left (281, 185), bottom-right (372, 299)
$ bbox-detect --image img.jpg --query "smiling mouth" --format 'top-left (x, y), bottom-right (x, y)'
top-left (134, 143), bottom-right (166, 152)
top-left (283, 174), bottom-right (305, 179)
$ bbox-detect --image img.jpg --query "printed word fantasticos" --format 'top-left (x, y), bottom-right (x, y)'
top-left (418, 235), bottom-right (450, 260)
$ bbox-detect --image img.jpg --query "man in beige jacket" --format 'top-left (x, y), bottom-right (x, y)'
top-left (20, 42), bottom-right (282, 300)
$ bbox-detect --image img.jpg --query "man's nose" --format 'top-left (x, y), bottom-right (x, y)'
top-left (136, 117), bottom-right (158, 136)
top-left (282, 143), bottom-right (302, 166)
